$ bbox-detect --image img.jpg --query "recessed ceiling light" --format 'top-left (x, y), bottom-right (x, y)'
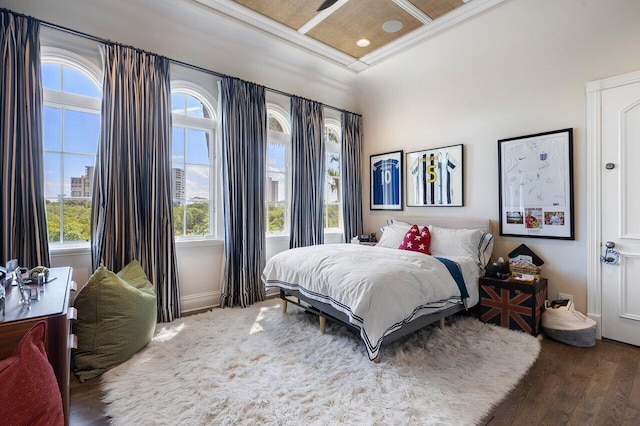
top-left (356, 39), bottom-right (370, 48)
top-left (383, 20), bottom-right (403, 33)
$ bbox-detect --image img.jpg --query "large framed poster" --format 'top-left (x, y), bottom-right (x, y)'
top-left (370, 150), bottom-right (403, 210)
top-left (406, 144), bottom-right (463, 207)
top-left (498, 128), bottom-right (574, 240)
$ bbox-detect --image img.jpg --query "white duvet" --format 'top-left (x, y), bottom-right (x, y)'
top-left (262, 244), bottom-right (481, 360)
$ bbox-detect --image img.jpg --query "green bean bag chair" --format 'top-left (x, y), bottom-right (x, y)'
top-left (72, 260), bottom-right (157, 382)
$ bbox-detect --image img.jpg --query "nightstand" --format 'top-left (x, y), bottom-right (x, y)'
top-left (350, 237), bottom-right (377, 246)
top-left (479, 275), bottom-right (547, 336)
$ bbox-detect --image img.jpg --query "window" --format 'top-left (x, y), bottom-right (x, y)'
top-left (170, 84), bottom-right (217, 238)
top-left (42, 51), bottom-right (102, 244)
top-left (324, 119), bottom-right (342, 231)
top-left (265, 106), bottom-right (291, 234)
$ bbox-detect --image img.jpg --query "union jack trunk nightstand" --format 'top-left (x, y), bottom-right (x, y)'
top-left (479, 276), bottom-right (548, 336)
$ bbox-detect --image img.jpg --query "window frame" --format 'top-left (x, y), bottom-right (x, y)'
top-left (324, 117), bottom-right (343, 233)
top-left (42, 47), bottom-right (102, 248)
top-left (170, 81), bottom-right (219, 240)
top-left (265, 104), bottom-right (291, 237)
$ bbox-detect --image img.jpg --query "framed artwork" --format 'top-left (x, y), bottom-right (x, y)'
top-left (498, 128), bottom-right (574, 240)
top-left (370, 150), bottom-right (403, 210)
top-left (405, 144), bottom-right (463, 207)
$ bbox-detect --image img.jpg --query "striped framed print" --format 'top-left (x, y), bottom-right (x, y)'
top-left (406, 144), bottom-right (463, 207)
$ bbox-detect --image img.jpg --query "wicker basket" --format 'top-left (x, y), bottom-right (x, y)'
top-left (509, 260), bottom-right (542, 276)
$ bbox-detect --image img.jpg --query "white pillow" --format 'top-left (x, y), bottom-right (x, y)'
top-left (387, 219), bottom-right (411, 227)
top-left (377, 221), bottom-right (412, 248)
top-left (429, 225), bottom-right (494, 266)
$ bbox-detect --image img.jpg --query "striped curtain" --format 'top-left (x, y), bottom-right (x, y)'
top-left (289, 97), bottom-right (325, 248)
top-left (341, 112), bottom-right (363, 243)
top-left (219, 77), bottom-right (267, 308)
top-left (0, 12), bottom-right (50, 268)
top-left (91, 44), bottom-right (180, 322)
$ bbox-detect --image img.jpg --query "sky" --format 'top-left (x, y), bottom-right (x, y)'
top-left (43, 65), bottom-right (213, 202)
top-left (42, 63), bottom-right (339, 205)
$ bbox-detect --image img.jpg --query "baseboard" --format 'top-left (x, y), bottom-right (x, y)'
top-left (181, 290), bottom-right (280, 314)
top-left (181, 291), bottom-right (220, 314)
top-left (588, 312), bottom-right (602, 339)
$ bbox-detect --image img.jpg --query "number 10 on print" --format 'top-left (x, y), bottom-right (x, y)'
top-left (370, 150), bottom-right (403, 210)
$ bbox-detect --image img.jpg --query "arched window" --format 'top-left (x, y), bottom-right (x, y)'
top-left (324, 118), bottom-right (342, 231)
top-left (42, 48), bottom-right (102, 244)
top-left (170, 82), bottom-right (217, 238)
top-left (265, 105), bottom-right (291, 234)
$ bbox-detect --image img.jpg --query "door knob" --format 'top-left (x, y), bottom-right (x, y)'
top-left (605, 163), bottom-right (615, 170)
top-left (601, 241), bottom-right (619, 265)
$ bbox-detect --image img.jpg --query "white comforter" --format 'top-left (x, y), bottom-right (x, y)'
top-left (262, 244), bottom-right (481, 360)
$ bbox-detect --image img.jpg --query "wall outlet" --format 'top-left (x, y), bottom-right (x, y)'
top-left (558, 293), bottom-right (574, 302)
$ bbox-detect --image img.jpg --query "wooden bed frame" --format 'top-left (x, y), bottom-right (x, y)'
top-left (280, 288), bottom-right (466, 363)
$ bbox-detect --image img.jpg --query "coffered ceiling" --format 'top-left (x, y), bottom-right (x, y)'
top-left (194, 0), bottom-right (505, 72)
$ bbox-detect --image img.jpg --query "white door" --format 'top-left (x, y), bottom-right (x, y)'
top-left (601, 79), bottom-right (640, 346)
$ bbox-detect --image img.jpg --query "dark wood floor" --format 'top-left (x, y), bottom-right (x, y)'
top-left (70, 373), bottom-right (109, 426)
top-left (482, 336), bottom-right (640, 425)
top-left (69, 335), bottom-right (640, 426)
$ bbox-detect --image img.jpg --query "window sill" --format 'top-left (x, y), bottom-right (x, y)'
top-left (174, 237), bottom-right (224, 248)
top-left (49, 243), bottom-right (91, 257)
top-left (49, 237), bottom-right (224, 255)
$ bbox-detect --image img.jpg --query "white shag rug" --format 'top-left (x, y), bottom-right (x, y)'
top-left (101, 300), bottom-right (540, 426)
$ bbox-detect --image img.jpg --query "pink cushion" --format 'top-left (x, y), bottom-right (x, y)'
top-left (0, 321), bottom-right (64, 426)
top-left (398, 224), bottom-right (432, 255)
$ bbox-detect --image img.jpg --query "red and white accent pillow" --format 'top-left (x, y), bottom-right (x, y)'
top-left (398, 224), bottom-right (431, 255)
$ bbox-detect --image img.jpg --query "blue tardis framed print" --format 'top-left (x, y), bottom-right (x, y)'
top-left (370, 150), bottom-right (403, 210)
top-left (406, 144), bottom-right (464, 207)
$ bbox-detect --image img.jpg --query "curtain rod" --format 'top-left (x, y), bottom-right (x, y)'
top-left (1, 7), bottom-right (361, 117)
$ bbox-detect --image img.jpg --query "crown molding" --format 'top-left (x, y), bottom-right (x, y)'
top-left (195, 0), bottom-right (361, 70)
top-left (194, 0), bottom-right (504, 72)
top-left (359, 0), bottom-right (505, 66)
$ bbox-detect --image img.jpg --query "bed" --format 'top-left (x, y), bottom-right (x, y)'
top-left (262, 217), bottom-right (494, 362)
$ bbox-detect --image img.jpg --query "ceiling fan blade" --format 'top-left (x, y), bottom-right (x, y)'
top-left (317, 0), bottom-right (338, 12)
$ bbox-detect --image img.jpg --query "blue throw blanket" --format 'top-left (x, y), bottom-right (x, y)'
top-left (435, 257), bottom-right (469, 299)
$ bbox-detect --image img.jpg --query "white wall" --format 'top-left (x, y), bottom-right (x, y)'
top-left (50, 242), bottom-right (223, 312)
top-left (3, 0), bottom-right (361, 313)
top-left (359, 0), bottom-right (640, 313)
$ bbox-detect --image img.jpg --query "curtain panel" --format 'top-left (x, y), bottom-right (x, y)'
top-left (0, 12), bottom-right (50, 268)
top-left (341, 112), bottom-right (363, 243)
top-left (91, 44), bottom-right (180, 322)
top-left (289, 97), bottom-right (325, 248)
top-left (219, 77), bottom-right (267, 308)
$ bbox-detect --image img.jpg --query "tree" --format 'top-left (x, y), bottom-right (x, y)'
top-left (327, 153), bottom-right (340, 200)
top-left (46, 199), bottom-right (91, 243)
top-left (267, 203), bottom-right (285, 232)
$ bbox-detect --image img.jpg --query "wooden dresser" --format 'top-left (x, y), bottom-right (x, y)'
top-left (0, 266), bottom-right (77, 425)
